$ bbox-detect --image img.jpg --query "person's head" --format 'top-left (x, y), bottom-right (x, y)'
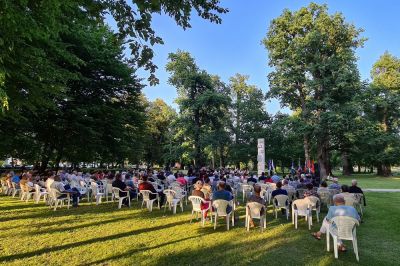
top-left (261, 172), bottom-right (265, 176)
top-left (351, 179), bottom-right (358, 186)
top-left (276, 181), bottom-right (282, 189)
top-left (218, 181), bottom-right (226, 191)
top-left (283, 179), bottom-right (289, 185)
top-left (253, 184), bottom-right (261, 195)
top-left (306, 183), bottom-right (314, 190)
top-left (333, 195), bottom-right (345, 206)
top-left (321, 181), bottom-right (328, 188)
top-left (332, 177), bottom-right (338, 183)
top-left (194, 180), bottom-right (203, 190)
top-left (115, 173), bottom-right (122, 180)
top-left (142, 175), bottom-right (148, 182)
top-left (54, 175), bottom-right (61, 182)
top-left (341, 184), bottom-right (349, 193)
top-left (204, 177), bottom-right (210, 184)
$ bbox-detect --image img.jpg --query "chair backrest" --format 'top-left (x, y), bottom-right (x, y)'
top-left (247, 181), bottom-right (255, 186)
top-left (242, 184), bottom-right (253, 192)
top-left (112, 187), bottom-right (124, 199)
top-left (260, 189), bottom-right (268, 200)
top-left (318, 191), bottom-right (331, 205)
top-left (212, 199), bottom-right (230, 216)
top-left (188, 196), bottom-right (204, 212)
top-left (296, 188), bottom-right (306, 199)
top-left (329, 189), bottom-right (340, 196)
top-left (330, 216), bottom-right (359, 240)
top-left (164, 189), bottom-right (176, 202)
top-left (91, 182), bottom-right (99, 194)
top-left (353, 193), bottom-right (363, 204)
top-left (259, 183), bottom-right (269, 191)
top-left (343, 194), bottom-right (357, 206)
top-left (306, 196), bottom-right (320, 209)
top-left (140, 190), bottom-right (152, 200)
top-left (292, 199), bottom-right (309, 216)
top-left (286, 188), bottom-right (296, 201)
top-left (12, 182), bottom-right (18, 189)
top-left (268, 183), bottom-right (277, 190)
top-left (274, 194), bottom-right (289, 208)
top-left (246, 202), bottom-right (264, 219)
top-left (34, 184), bottom-right (41, 194)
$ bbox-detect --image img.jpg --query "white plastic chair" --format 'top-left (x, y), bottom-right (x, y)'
top-left (112, 187), bottom-right (131, 209)
top-left (306, 196), bottom-right (321, 223)
top-left (326, 216), bottom-right (360, 261)
top-left (353, 193), bottom-right (364, 215)
top-left (164, 189), bottom-right (183, 214)
top-left (296, 188), bottom-right (306, 199)
top-left (318, 191), bottom-right (332, 208)
top-left (140, 190), bottom-right (160, 212)
top-left (241, 184), bottom-right (253, 201)
top-left (34, 184), bottom-right (48, 204)
top-left (245, 202), bottom-right (266, 231)
top-left (106, 183), bottom-right (114, 202)
top-left (286, 188), bottom-right (296, 203)
top-left (1, 180), bottom-right (10, 195)
top-left (11, 182), bottom-right (21, 197)
top-left (20, 184), bottom-right (34, 202)
top-left (273, 195), bottom-right (290, 220)
top-left (188, 196), bottom-right (212, 226)
top-left (90, 182), bottom-right (105, 205)
top-left (50, 189), bottom-right (71, 211)
top-left (212, 199), bottom-right (234, 230)
top-left (292, 199), bottom-right (312, 230)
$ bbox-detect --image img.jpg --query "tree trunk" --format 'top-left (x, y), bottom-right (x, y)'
top-left (341, 151), bottom-right (353, 176)
top-left (377, 163), bottom-right (391, 177)
top-left (303, 134), bottom-right (311, 163)
top-left (317, 137), bottom-right (330, 179)
top-left (193, 109), bottom-right (202, 167)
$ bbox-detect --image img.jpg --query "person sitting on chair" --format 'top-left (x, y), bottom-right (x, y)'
top-left (317, 181), bottom-right (329, 193)
top-left (247, 175), bottom-right (258, 184)
top-left (138, 175), bottom-right (165, 207)
top-left (303, 183), bottom-right (319, 198)
top-left (312, 195), bottom-right (360, 252)
top-left (213, 181), bottom-right (233, 213)
top-left (271, 181), bottom-right (287, 198)
top-left (349, 179), bottom-right (366, 206)
top-left (328, 178), bottom-right (341, 190)
top-left (247, 184), bottom-right (266, 227)
top-left (51, 175), bottom-right (80, 207)
top-left (112, 173), bottom-right (136, 206)
top-left (192, 180), bottom-right (210, 218)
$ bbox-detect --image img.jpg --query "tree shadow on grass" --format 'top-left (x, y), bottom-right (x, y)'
top-left (82, 233), bottom-right (213, 266)
top-left (0, 220), bottom-right (189, 263)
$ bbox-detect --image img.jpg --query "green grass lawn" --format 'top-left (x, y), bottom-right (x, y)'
top-left (0, 190), bottom-right (399, 265)
top-left (336, 173), bottom-right (400, 189)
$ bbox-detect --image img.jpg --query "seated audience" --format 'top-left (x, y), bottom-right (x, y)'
top-left (247, 184), bottom-right (266, 227)
top-left (312, 195), bottom-right (360, 252)
top-left (138, 175), bottom-right (165, 207)
top-left (317, 181), bottom-right (329, 193)
top-left (247, 175), bottom-right (258, 184)
top-left (113, 173), bottom-right (136, 206)
top-left (258, 172), bottom-right (267, 182)
top-left (282, 179), bottom-right (294, 190)
top-left (303, 183), bottom-right (319, 198)
top-left (51, 175), bottom-right (80, 207)
top-left (213, 181), bottom-right (233, 213)
top-left (349, 179), bottom-right (366, 206)
top-left (328, 178), bottom-right (341, 190)
top-left (271, 181), bottom-right (288, 198)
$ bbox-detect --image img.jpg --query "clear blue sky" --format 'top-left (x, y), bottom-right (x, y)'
top-left (115, 0), bottom-right (400, 113)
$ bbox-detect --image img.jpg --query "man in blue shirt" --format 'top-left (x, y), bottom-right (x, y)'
top-left (312, 195), bottom-right (360, 252)
top-left (11, 173), bottom-right (20, 184)
top-left (213, 182), bottom-right (233, 213)
top-left (271, 172), bottom-right (281, 183)
top-left (271, 181), bottom-right (287, 198)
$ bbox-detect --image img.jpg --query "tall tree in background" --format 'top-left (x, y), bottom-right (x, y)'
top-left (166, 51), bottom-right (230, 168)
top-left (369, 52), bottom-right (400, 176)
top-left (229, 74), bottom-right (269, 168)
top-left (264, 3), bottom-right (364, 178)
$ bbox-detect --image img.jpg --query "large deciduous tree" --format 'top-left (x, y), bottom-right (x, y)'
top-left (263, 3), bottom-right (364, 178)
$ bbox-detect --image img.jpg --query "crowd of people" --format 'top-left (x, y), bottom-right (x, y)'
top-left (1, 166), bottom-right (365, 253)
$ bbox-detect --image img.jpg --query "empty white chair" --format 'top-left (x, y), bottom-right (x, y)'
top-left (212, 199), bottom-right (234, 230)
top-left (326, 216), bottom-right (360, 261)
top-left (306, 196), bottom-right (321, 223)
top-left (90, 182), bottom-right (105, 205)
top-left (140, 190), bottom-right (160, 212)
top-left (292, 199), bottom-right (312, 230)
top-left (241, 184), bottom-right (253, 201)
top-left (164, 189), bottom-right (183, 214)
top-left (245, 202), bottom-right (266, 231)
top-left (188, 196), bottom-right (212, 226)
top-left (34, 184), bottom-right (48, 204)
top-left (112, 187), bottom-right (130, 209)
top-left (273, 194), bottom-right (290, 220)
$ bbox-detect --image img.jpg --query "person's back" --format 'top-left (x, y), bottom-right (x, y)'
top-left (327, 205), bottom-right (360, 221)
top-left (248, 185), bottom-right (265, 205)
top-left (271, 181), bottom-right (287, 198)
